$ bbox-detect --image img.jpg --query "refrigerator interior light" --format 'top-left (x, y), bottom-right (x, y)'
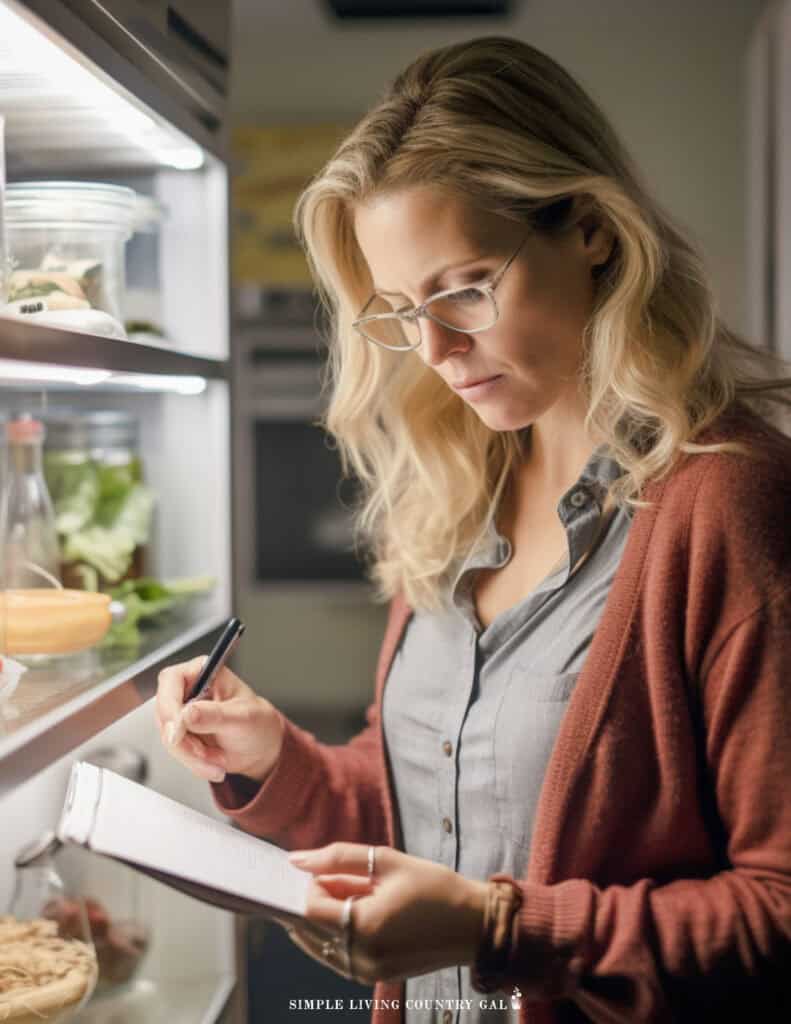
top-left (116, 373), bottom-right (207, 395)
top-left (0, 361), bottom-right (207, 394)
top-left (0, 0), bottom-right (204, 171)
top-left (0, 360), bottom-right (112, 386)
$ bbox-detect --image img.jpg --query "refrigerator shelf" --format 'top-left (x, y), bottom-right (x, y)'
top-left (77, 974), bottom-right (236, 1024)
top-left (0, 317), bottom-right (229, 380)
top-left (0, 604), bottom-right (228, 799)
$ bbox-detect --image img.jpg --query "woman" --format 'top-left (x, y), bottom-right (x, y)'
top-left (157, 37), bottom-right (791, 1023)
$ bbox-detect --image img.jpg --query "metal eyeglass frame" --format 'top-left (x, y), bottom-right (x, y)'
top-left (352, 232), bottom-right (531, 352)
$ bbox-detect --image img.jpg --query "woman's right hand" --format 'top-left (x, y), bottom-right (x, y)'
top-left (156, 657), bottom-right (285, 785)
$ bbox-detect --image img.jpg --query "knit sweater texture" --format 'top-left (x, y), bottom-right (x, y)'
top-left (214, 403), bottom-right (791, 1023)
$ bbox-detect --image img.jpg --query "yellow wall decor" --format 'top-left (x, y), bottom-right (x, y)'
top-left (232, 123), bottom-right (351, 286)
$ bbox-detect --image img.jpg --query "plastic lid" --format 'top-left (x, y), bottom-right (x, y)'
top-left (6, 416), bottom-right (44, 444)
top-left (5, 181), bottom-right (138, 235)
top-left (40, 409), bottom-right (139, 452)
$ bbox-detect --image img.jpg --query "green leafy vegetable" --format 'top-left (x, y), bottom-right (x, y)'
top-left (44, 452), bottom-right (153, 584)
top-left (8, 281), bottom-right (63, 301)
top-left (102, 576), bottom-right (215, 649)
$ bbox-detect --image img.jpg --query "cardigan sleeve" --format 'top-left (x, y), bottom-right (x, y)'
top-left (208, 591), bottom-right (412, 852)
top-left (209, 696), bottom-right (391, 851)
top-left (495, 582), bottom-right (791, 1022)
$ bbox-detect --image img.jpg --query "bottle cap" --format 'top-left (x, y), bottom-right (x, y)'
top-left (6, 416), bottom-right (44, 444)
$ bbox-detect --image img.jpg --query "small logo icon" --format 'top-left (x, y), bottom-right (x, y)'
top-left (511, 986), bottom-right (522, 1011)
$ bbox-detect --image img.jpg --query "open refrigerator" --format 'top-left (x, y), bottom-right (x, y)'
top-left (0, 1), bottom-right (244, 1022)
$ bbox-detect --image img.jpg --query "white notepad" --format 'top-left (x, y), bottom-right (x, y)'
top-left (58, 762), bottom-right (312, 920)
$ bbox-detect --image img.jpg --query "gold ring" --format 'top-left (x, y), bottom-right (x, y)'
top-left (367, 845), bottom-right (376, 878)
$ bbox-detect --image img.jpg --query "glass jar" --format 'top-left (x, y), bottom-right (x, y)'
top-left (4, 182), bottom-right (137, 338)
top-left (40, 410), bottom-right (152, 591)
top-left (3, 832), bottom-right (98, 1024)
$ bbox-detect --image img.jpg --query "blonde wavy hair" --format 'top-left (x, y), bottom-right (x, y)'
top-left (294, 35), bottom-right (791, 611)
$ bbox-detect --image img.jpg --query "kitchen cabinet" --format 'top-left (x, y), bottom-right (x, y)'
top-left (0, 1), bottom-right (242, 1021)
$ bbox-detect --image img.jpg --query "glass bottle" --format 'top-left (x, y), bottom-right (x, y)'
top-left (0, 415), bottom-right (61, 589)
top-left (3, 832), bottom-right (98, 1023)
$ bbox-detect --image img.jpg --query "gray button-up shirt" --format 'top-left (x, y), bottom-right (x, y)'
top-left (381, 445), bottom-right (632, 1023)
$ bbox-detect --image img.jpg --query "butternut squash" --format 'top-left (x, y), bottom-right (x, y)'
top-left (1, 590), bottom-right (112, 655)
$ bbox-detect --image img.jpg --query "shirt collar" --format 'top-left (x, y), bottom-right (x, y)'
top-left (448, 444), bottom-right (626, 607)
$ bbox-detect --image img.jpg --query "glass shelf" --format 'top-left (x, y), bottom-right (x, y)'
top-left (77, 974), bottom-right (235, 1024)
top-left (0, 598), bottom-right (229, 799)
top-left (0, 317), bottom-right (229, 379)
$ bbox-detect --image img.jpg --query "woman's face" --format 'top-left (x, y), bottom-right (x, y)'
top-left (352, 186), bottom-right (613, 433)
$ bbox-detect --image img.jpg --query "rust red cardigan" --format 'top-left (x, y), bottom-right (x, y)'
top-left (214, 404), bottom-right (791, 1023)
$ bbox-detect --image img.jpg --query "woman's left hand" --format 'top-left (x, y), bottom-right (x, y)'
top-left (285, 843), bottom-right (487, 984)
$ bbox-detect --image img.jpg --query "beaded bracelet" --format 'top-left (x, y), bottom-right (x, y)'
top-left (470, 873), bottom-right (523, 994)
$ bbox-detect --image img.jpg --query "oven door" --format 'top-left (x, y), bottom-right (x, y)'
top-left (236, 357), bottom-right (367, 587)
top-left (252, 405), bottom-right (365, 584)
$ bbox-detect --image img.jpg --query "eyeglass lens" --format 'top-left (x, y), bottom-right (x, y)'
top-left (358, 288), bottom-right (497, 349)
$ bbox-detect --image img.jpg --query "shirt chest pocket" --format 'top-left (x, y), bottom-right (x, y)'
top-left (491, 669), bottom-right (579, 851)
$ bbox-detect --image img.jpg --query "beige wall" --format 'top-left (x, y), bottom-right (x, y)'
top-left (232, 0), bottom-right (767, 334)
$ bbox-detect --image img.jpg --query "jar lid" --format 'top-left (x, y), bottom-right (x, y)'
top-left (6, 181), bottom-right (137, 236)
top-left (15, 831), bottom-right (62, 867)
top-left (39, 409), bottom-right (139, 452)
top-left (85, 745), bottom-right (148, 784)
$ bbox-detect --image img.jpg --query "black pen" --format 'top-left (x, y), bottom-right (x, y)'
top-left (168, 617), bottom-right (246, 746)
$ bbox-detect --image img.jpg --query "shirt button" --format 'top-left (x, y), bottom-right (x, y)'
top-left (442, 1011), bottom-right (453, 1024)
top-left (442, 740), bottom-right (453, 757)
top-left (570, 489), bottom-right (588, 508)
top-left (441, 816), bottom-right (453, 834)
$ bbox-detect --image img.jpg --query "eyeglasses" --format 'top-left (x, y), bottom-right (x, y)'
top-left (352, 233), bottom-right (530, 352)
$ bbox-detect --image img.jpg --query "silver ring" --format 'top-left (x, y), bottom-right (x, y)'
top-left (367, 845), bottom-right (376, 878)
top-left (341, 894), bottom-right (358, 979)
top-left (341, 894), bottom-right (357, 933)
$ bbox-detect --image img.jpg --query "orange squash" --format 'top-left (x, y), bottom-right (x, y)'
top-left (1, 589), bottom-right (112, 655)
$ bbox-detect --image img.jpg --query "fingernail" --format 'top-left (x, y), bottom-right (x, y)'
top-left (288, 851), bottom-right (308, 864)
top-left (165, 722), bottom-right (175, 745)
top-left (208, 769), bottom-right (226, 783)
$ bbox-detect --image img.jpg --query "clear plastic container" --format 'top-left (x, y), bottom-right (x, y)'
top-left (125, 194), bottom-right (168, 343)
top-left (4, 182), bottom-right (137, 337)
